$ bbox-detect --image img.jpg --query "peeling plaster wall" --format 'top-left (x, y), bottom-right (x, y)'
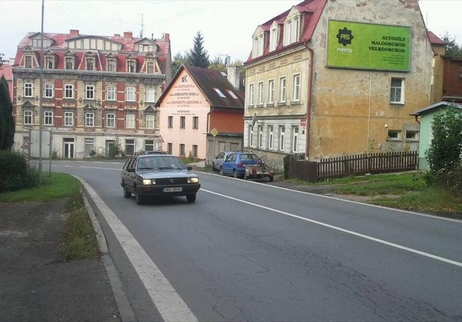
top-left (308, 0), bottom-right (432, 159)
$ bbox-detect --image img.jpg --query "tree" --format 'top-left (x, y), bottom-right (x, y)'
top-left (442, 33), bottom-right (462, 57)
top-left (0, 76), bottom-right (15, 151)
top-left (171, 51), bottom-right (187, 77)
top-left (186, 31), bottom-right (210, 68)
top-left (208, 56), bottom-right (227, 73)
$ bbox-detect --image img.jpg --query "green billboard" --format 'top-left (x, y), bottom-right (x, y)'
top-left (327, 20), bottom-right (411, 72)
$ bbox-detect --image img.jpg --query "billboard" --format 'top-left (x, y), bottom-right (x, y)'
top-left (327, 20), bottom-right (411, 72)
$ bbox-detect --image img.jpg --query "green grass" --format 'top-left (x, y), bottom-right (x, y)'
top-left (0, 172), bottom-right (99, 261)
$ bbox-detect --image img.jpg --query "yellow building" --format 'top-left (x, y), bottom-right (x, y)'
top-left (243, 0), bottom-right (436, 169)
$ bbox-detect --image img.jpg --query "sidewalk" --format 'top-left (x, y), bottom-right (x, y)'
top-left (0, 199), bottom-right (120, 322)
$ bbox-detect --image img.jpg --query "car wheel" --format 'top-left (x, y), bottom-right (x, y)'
top-left (219, 167), bottom-right (224, 175)
top-left (135, 188), bottom-right (144, 205)
top-left (212, 163), bottom-right (217, 171)
top-left (123, 184), bottom-right (131, 198)
top-left (186, 194), bottom-right (196, 202)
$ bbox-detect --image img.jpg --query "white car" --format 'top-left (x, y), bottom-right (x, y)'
top-left (212, 152), bottom-right (233, 171)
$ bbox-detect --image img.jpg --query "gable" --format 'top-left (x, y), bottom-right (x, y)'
top-left (157, 69), bottom-right (207, 108)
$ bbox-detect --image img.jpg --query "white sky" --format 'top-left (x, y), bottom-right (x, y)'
top-left (0, 0), bottom-right (461, 63)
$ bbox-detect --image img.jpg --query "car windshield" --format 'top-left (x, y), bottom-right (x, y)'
top-left (240, 153), bottom-right (258, 160)
top-left (137, 156), bottom-right (187, 171)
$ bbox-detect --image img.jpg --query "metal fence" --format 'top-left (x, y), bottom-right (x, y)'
top-left (288, 151), bottom-right (419, 182)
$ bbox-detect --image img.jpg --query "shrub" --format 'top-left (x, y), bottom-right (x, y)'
top-left (0, 151), bottom-right (41, 193)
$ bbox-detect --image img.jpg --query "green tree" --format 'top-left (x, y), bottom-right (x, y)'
top-left (171, 51), bottom-right (187, 77)
top-left (0, 76), bottom-right (15, 151)
top-left (425, 107), bottom-right (462, 173)
top-left (442, 33), bottom-right (462, 57)
top-left (209, 56), bottom-right (227, 73)
top-left (186, 31), bottom-right (209, 68)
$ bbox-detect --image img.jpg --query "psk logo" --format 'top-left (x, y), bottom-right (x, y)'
top-left (336, 27), bottom-right (354, 46)
top-left (181, 75), bottom-right (188, 82)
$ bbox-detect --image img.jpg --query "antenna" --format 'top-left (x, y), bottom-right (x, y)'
top-left (139, 14), bottom-right (144, 38)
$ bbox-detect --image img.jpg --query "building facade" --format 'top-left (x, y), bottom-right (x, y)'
top-left (155, 65), bottom-right (245, 163)
top-left (243, 0), bottom-right (435, 169)
top-left (12, 30), bottom-right (171, 158)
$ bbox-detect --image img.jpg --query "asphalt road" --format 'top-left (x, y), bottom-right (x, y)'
top-left (51, 160), bottom-right (462, 322)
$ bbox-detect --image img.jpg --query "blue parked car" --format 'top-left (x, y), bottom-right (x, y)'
top-left (219, 152), bottom-right (260, 178)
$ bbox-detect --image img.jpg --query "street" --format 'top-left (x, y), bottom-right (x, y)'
top-left (52, 160), bottom-right (462, 321)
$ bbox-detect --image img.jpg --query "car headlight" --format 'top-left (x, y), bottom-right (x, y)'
top-left (142, 179), bottom-right (156, 185)
top-left (188, 177), bottom-right (199, 184)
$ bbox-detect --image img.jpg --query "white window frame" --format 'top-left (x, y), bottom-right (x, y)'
top-left (85, 85), bottom-right (95, 99)
top-left (258, 82), bottom-right (264, 105)
top-left (249, 84), bottom-right (255, 106)
top-left (44, 111), bottom-right (53, 126)
top-left (292, 126), bottom-right (299, 153)
top-left (145, 114), bottom-right (155, 129)
top-left (248, 125), bottom-right (254, 147)
top-left (268, 80), bottom-right (274, 104)
top-left (293, 74), bottom-right (300, 102)
top-left (106, 85), bottom-right (116, 101)
top-left (126, 86), bottom-right (136, 102)
top-left (257, 125), bottom-right (263, 148)
top-left (106, 113), bottom-right (116, 128)
top-left (24, 83), bottom-right (33, 97)
top-left (280, 77), bottom-right (286, 103)
top-left (268, 125), bottom-right (274, 150)
top-left (44, 83), bottom-right (54, 98)
top-left (64, 84), bottom-right (74, 99)
top-left (388, 130), bottom-right (401, 141)
top-left (85, 112), bottom-right (95, 127)
top-left (279, 125), bottom-right (285, 151)
top-left (270, 24), bottom-right (278, 51)
top-left (390, 78), bottom-right (404, 104)
top-left (24, 110), bottom-right (33, 125)
top-left (126, 114), bottom-right (135, 129)
top-left (64, 111), bottom-right (73, 126)
top-left (145, 87), bottom-right (155, 102)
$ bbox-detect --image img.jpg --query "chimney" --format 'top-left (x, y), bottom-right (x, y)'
top-left (163, 33), bottom-right (170, 41)
top-left (70, 29), bottom-right (79, 36)
top-left (124, 31), bottom-right (133, 39)
top-left (114, 34), bottom-right (121, 37)
top-left (226, 66), bottom-right (242, 90)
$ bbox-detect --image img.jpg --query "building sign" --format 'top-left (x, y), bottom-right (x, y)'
top-left (165, 72), bottom-right (204, 108)
top-left (327, 20), bottom-right (411, 72)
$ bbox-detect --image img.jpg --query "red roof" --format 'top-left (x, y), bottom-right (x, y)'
top-left (427, 30), bottom-right (445, 45)
top-left (0, 63), bottom-right (13, 80)
top-left (245, 0), bottom-right (327, 64)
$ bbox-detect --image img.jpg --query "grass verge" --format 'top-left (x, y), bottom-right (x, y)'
top-left (0, 172), bottom-right (100, 261)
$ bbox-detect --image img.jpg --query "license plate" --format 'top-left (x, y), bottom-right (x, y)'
top-left (163, 187), bottom-right (182, 192)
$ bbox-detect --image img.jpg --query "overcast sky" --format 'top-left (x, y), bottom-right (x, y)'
top-left (1, 0), bottom-right (461, 63)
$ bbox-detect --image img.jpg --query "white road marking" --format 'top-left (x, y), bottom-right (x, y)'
top-left (202, 188), bottom-right (462, 269)
top-left (79, 179), bottom-right (198, 322)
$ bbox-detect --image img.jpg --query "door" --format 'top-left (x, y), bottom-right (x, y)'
top-left (63, 138), bottom-right (75, 159)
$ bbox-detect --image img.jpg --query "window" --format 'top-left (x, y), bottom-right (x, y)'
top-left (126, 87), bottom-right (136, 102)
top-left (86, 85), bottom-right (95, 99)
top-left (65, 57), bottom-right (73, 69)
top-left (147, 62), bottom-right (154, 73)
top-left (64, 84), bottom-right (74, 99)
top-left (127, 60), bottom-right (136, 73)
top-left (284, 15), bottom-right (301, 45)
top-left (107, 59), bottom-right (116, 72)
top-left (252, 33), bottom-right (264, 58)
top-left (257, 125), bottom-right (263, 148)
top-left (292, 126), bottom-right (299, 152)
top-left (25, 56), bottom-right (32, 68)
top-left (388, 130), bottom-right (401, 141)
top-left (44, 83), bottom-right (54, 98)
top-left (107, 85), bottom-right (116, 101)
top-left (145, 139), bottom-right (154, 152)
top-left (406, 130), bottom-right (419, 141)
top-left (146, 114), bottom-right (154, 129)
top-left (268, 125), bottom-right (274, 150)
top-left (106, 113), bottom-right (116, 127)
top-left (268, 80), bottom-right (274, 104)
top-left (279, 125), bottom-right (285, 151)
top-left (167, 143), bottom-right (172, 154)
top-left (85, 112), bottom-right (95, 127)
top-left (44, 111), bottom-right (53, 126)
top-left (24, 110), bottom-right (33, 125)
top-left (126, 114), bottom-right (135, 128)
top-left (84, 138), bottom-right (95, 156)
top-left (168, 116), bottom-right (173, 128)
top-left (145, 87), bottom-right (155, 102)
top-left (24, 83), bottom-right (33, 97)
top-left (125, 139), bottom-right (135, 155)
top-left (46, 56), bottom-right (54, 69)
top-left (214, 88), bottom-right (226, 98)
top-left (258, 82), bottom-right (264, 105)
top-left (179, 144), bottom-right (185, 156)
top-left (280, 77), bottom-right (287, 103)
top-left (192, 145), bottom-right (198, 158)
top-left (249, 84), bottom-right (255, 106)
top-left (64, 111), bottom-right (73, 126)
top-left (86, 57), bottom-right (94, 71)
top-left (270, 24), bottom-right (278, 52)
top-left (227, 90), bottom-right (238, 99)
top-left (293, 74), bottom-right (300, 101)
top-left (180, 116), bottom-right (186, 128)
top-left (193, 116), bottom-right (199, 129)
top-left (248, 125), bottom-right (254, 146)
top-left (390, 78), bottom-right (404, 104)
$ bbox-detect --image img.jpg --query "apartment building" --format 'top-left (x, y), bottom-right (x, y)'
top-left (12, 29), bottom-right (171, 158)
top-left (243, 0), bottom-right (437, 169)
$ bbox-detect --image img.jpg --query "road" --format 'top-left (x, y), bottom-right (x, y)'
top-left (51, 160), bottom-right (462, 321)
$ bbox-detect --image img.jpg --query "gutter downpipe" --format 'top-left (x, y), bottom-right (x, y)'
top-left (304, 42), bottom-right (314, 160)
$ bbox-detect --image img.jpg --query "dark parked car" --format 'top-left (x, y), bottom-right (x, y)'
top-left (219, 152), bottom-right (260, 178)
top-left (212, 151), bottom-right (232, 171)
top-left (121, 154), bottom-right (201, 205)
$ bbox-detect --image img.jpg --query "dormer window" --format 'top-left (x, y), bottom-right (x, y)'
top-left (45, 56), bottom-right (54, 69)
top-left (283, 12), bottom-right (301, 46)
top-left (147, 62), bottom-right (154, 73)
top-left (126, 56), bottom-right (137, 73)
top-left (65, 51), bottom-right (75, 70)
top-left (252, 33), bottom-right (264, 58)
top-left (25, 56), bottom-right (32, 68)
top-left (270, 22), bottom-right (279, 52)
top-left (86, 57), bottom-right (95, 71)
top-left (108, 59), bottom-right (116, 72)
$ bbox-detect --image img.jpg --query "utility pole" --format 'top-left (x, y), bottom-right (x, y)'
top-left (38, 0), bottom-right (44, 175)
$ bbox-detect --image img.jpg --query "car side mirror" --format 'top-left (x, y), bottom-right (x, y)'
top-left (187, 166), bottom-right (192, 171)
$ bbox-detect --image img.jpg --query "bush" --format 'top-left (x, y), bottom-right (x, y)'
top-left (425, 163), bottom-right (462, 198)
top-left (0, 151), bottom-right (41, 193)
